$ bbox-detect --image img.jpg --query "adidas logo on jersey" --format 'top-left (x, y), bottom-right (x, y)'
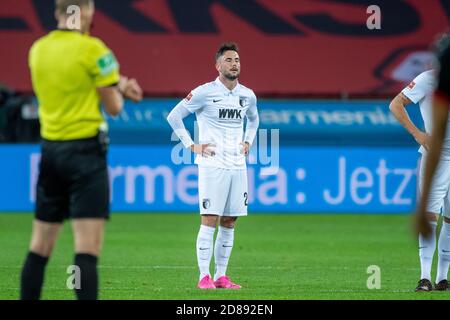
top-left (218, 108), bottom-right (242, 119)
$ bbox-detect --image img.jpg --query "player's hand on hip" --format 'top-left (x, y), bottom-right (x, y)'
top-left (413, 131), bottom-right (431, 151)
top-left (190, 144), bottom-right (216, 157)
top-left (240, 141), bottom-right (250, 156)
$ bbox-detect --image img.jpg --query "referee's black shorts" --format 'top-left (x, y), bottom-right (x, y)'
top-left (35, 135), bottom-right (110, 223)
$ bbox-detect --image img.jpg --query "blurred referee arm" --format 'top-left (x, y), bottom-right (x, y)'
top-left (389, 92), bottom-right (429, 150)
top-left (97, 75), bottom-right (143, 116)
top-left (166, 104), bottom-right (215, 157)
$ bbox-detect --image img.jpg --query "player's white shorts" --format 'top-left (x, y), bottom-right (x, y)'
top-left (418, 151), bottom-right (450, 217)
top-left (198, 166), bottom-right (248, 216)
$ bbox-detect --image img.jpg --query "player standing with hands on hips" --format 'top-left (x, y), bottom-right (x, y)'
top-left (167, 43), bottom-right (259, 289)
top-left (20, 0), bottom-right (142, 300)
top-left (415, 33), bottom-right (450, 291)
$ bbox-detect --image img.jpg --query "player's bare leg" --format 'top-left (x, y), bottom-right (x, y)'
top-left (416, 212), bottom-right (438, 292)
top-left (29, 220), bottom-right (63, 256)
top-left (197, 214), bottom-right (218, 289)
top-left (20, 219), bottom-right (62, 299)
top-left (435, 215), bottom-right (450, 291)
top-left (71, 218), bottom-right (105, 299)
top-left (214, 216), bottom-right (241, 289)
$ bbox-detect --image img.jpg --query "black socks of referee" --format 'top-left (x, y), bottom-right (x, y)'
top-left (74, 253), bottom-right (98, 300)
top-left (20, 252), bottom-right (98, 300)
top-left (20, 251), bottom-right (49, 300)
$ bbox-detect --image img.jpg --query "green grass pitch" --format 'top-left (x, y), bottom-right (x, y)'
top-left (1, 213), bottom-right (449, 300)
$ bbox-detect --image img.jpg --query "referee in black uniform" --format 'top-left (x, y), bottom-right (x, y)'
top-left (20, 0), bottom-right (142, 300)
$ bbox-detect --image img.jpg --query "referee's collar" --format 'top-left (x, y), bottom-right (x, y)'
top-left (55, 28), bottom-right (82, 34)
top-left (215, 77), bottom-right (240, 95)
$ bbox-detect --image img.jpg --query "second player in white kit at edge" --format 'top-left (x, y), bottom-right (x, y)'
top-left (390, 69), bottom-right (450, 291)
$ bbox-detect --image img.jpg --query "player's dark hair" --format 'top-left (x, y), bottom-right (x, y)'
top-left (55, 0), bottom-right (93, 15)
top-left (215, 42), bottom-right (239, 61)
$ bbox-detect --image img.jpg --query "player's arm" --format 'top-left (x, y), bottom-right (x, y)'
top-left (242, 93), bottom-right (259, 155)
top-left (389, 92), bottom-right (429, 150)
top-left (166, 90), bottom-right (214, 157)
top-left (98, 76), bottom-right (143, 116)
top-left (97, 85), bottom-right (123, 116)
top-left (86, 38), bottom-right (143, 116)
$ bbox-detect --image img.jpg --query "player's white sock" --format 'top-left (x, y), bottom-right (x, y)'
top-left (419, 221), bottom-right (437, 281)
top-left (214, 226), bottom-right (234, 281)
top-left (436, 221), bottom-right (450, 283)
top-left (196, 225), bottom-right (216, 280)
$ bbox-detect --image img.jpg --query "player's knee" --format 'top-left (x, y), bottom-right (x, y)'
top-left (29, 222), bottom-right (61, 257)
top-left (75, 240), bottom-right (102, 256)
top-left (220, 217), bottom-right (237, 228)
top-left (201, 215), bottom-right (218, 228)
top-left (30, 239), bottom-right (55, 257)
top-left (74, 233), bottom-right (102, 256)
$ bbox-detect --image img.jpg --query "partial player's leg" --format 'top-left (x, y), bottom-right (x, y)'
top-left (20, 145), bottom-right (67, 300)
top-left (20, 220), bottom-right (62, 299)
top-left (196, 214), bottom-right (219, 289)
top-left (213, 216), bottom-right (241, 289)
top-left (213, 169), bottom-right (247, 289)
top-left (68, 137), bottom-right (110, 299)
top-left (436, 215), bottom-right (450, 291)
top-left (416, 212), bottom-right (438, 291)
top-left (416, 154), bottom-right (447, 291)
top-left (72, 218), bottom-right (105, 299)
top-left (196, 167), bottom-right (230, 289)
top-left (435, 172), bottom-right (450, 291)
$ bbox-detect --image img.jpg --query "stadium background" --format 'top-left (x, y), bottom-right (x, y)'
top-left (1, 0), bottom-right (450, 300)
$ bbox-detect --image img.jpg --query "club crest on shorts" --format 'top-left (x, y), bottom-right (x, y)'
top-left (202, 199), bottom-right (210, 209)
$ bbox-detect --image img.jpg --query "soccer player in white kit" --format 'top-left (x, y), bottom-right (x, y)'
top-left (390, 69), bottom-right (450, 291)
top-left (167, 43), bottom-right (259, 289)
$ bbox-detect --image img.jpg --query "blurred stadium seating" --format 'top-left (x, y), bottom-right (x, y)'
top-left (0, 0), bottom-right (447, 97)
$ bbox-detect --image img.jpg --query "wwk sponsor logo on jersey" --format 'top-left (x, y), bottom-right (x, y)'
top-left (219, 109), bottom-right (242, 119)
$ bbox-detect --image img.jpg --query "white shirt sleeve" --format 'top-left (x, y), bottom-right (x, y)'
top-left (166, 103), bottom-right (195, 148)
top-left (167, 86), bottom-right (207, 148)
top-left (401, 72), bottom-right (431, 104)
top-left (243, 92), bottom-right (259, 145)
top-left (180, 85), bottom-right (207, 113)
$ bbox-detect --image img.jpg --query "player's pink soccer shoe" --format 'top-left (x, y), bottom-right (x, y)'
top-left (214, 276), bottom-right (241, 289)
top-left (197, 275), bottom-right (216, 289)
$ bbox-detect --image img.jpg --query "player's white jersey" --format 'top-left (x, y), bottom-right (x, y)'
top-left (174, 77), bottom-right (258, 169)
top-left (401, 70), bottom-right (450, 154)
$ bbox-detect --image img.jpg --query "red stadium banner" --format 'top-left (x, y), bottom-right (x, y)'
top-left (0, 0), bottom-right (449, 97)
